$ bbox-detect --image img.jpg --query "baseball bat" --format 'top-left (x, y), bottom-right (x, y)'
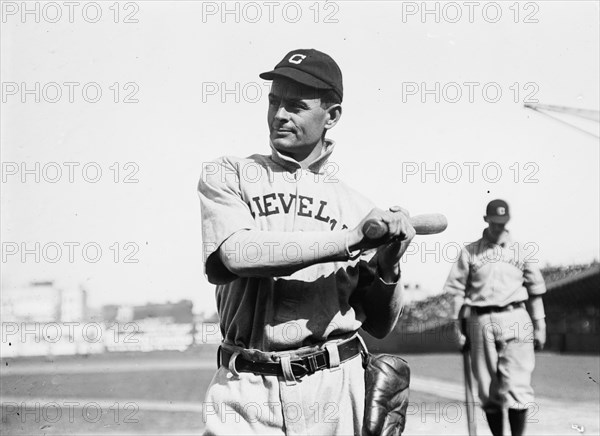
top-left (362, 213), bottom-right (448, 240)
top-left (462, 331), bottom-right (477, 435)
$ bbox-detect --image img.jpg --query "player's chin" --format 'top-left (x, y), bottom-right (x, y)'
top-left (270, 135), bottom-right (298, 150)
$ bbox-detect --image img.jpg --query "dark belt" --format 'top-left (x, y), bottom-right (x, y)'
top-left (219, 337), bottom-right (362, 380)
top-left (472, 301), bottom-right (525, 315)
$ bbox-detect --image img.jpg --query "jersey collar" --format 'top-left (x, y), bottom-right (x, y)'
top-left (269, 139), bottom-right (335, 174)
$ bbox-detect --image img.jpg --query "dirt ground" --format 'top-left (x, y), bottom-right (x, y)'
top-left (2, 348), bottom-right (598, 435)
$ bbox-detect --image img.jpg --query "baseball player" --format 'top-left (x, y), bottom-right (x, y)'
top-left (443, 199), bottom-right (547, 436)
top-left (198, 49), bottom-right (414, 435)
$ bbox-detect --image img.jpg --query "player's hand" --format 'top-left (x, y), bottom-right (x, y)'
top-left (453, 320), bottom-right (469, 352)
top-left (352, 206), bottom-right (416, 250)
top-left (360, 206), bottom-right (415, 282)
top-left (375, 206), bottom-right (415, 269)
top-left (533, 319), bottom-right (546, 351)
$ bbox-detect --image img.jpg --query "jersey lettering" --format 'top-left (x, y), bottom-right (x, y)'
top-left (314, 200), bottom-right (331, 223)
top-left (263, 193), bottom-right (280, 216)
top-left (251, 196), bottom-right (267, 217)
top-left (297, 195), bottom-right (313, 217)
top-left (247, 193), bottom-right (348, 229)
top-left (277, 193), bottom-right (296, 213)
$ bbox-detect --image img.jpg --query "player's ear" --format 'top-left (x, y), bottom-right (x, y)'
top-left (324, 104), bottom-right (342, 130)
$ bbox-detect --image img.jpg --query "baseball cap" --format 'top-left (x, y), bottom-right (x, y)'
top-left (259, 49), bottom-right (343, 101)
top-left (485, 199), bottom-right (510, 223)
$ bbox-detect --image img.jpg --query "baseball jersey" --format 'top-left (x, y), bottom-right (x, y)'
top-left (443, 229), bottom-right (546, 319)
top-left (198, 140), bottom-right (401, 351)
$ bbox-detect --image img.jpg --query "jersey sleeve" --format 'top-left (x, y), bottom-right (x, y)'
top-left (443, 247), bottom-right (471, 319)
top-left (198, 157), bottom-right (256, 283)
top-left (523, 259), bottom-right (546, 296)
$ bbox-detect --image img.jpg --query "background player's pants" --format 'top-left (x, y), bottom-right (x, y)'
top-left (203, 353), bottom-right (365, 436)
top-left (468, 306), bottom-right (535, 412)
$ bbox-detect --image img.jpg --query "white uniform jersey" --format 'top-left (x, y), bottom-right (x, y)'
top-left (198, 140), bottom-right (400, 351)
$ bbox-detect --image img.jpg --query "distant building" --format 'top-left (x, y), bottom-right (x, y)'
top-left (1, 281), bottom-right (93, 358)
top-left (102, 300), bottom-right (194, 324)
top-left (100, 300), bottom-right (196, 352)
top-left (1, 281), bottom-right (87, 322)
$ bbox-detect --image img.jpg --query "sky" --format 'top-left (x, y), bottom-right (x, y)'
top-left (1, 1), bottom-right (599, 315)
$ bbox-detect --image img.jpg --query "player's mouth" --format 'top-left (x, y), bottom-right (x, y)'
top-left (274, 128), bottom-right (295, 136)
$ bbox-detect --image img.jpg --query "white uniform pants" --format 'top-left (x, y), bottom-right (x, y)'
top-left (203, 347), bottom-right (365, 435)
top-left (468, 306), bottom-right (535, 412)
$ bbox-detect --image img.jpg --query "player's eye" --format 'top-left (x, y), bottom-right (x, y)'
top-left (286, 101), bottom-right (305, 111)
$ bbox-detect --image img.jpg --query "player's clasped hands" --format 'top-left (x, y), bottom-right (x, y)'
top-left (352, 206), bottom-right (416, 282)
top-left (352, 206), bottom-right (416, 250)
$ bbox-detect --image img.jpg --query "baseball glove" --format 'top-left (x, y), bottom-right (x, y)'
top-left (362, 353), bottom-right (411, 436)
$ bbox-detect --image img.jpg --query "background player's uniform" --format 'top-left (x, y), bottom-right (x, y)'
top-left (443, 230), bottom-right (546, 412)
top-left (198, 141), bottom-right (401, 435)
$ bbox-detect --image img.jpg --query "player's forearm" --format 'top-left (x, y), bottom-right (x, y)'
top-left (219, 229), bottom-right (350, 277)
top-left (526, 295), bottom-right (545, 320)
top-left (361, 271), bottom-right (403, 339)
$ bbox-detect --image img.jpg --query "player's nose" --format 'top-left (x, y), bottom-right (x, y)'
top-left (274, 105), bottom-right (291, 122)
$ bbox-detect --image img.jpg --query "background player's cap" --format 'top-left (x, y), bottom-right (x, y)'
top-left (485, 199), bottom-right (510, 223)
top-left (259, 49), bottom-right (343, 101)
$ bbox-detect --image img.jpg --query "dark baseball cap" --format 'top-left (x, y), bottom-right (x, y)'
top-left (485, 199), bottom-right (510, 223)
top-left (259, 49), bottom-right (343, 101)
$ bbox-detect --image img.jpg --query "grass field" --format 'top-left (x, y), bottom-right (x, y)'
top-left (2, 347), bottom-right (599, 435)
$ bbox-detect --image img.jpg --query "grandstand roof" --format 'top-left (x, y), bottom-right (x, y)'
top-left (544, 264), bottom-right (600, 307)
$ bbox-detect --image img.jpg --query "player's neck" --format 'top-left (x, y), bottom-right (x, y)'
top-left (484, 228), bottom-right (509, 245)
top-left (289, 140), bottom-right (326, 169)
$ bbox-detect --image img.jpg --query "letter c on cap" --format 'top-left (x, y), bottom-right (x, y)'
top-left (288, 54), bottom-right (307, 64)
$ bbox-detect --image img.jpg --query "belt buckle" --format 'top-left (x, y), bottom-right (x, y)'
top-left (307, 355), bottom-right (319, 373)
top-left (290, 362), bottom-right (309, 380)
top-left (290, 352), bottom-right (327, 380)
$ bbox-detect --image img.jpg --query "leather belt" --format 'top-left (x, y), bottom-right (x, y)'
top-left (219, 337), bottom-right (362, 381)
top-left (472, 301), bottom-right (525, 315)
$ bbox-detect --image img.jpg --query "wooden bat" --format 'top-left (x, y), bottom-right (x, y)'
top-left (463, 348), bottom-right (477, 435)
top-left (362, 213), bottom-right (448, 240)
top-left (461, 316), bottom-right (477, 436)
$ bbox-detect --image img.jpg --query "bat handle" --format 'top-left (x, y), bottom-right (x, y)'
top-left (363, 220), bottom-right (388, 240)
top-left (362, 213), bottom-right (448, 240)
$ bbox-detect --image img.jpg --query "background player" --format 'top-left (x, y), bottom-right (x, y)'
top-left (444, 199), bottom-right (547, 436)
top-left (198, 48), bottom-right (415, 435)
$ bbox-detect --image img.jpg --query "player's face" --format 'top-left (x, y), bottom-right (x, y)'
top-left (267, 79), bottom-right (331, 160)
